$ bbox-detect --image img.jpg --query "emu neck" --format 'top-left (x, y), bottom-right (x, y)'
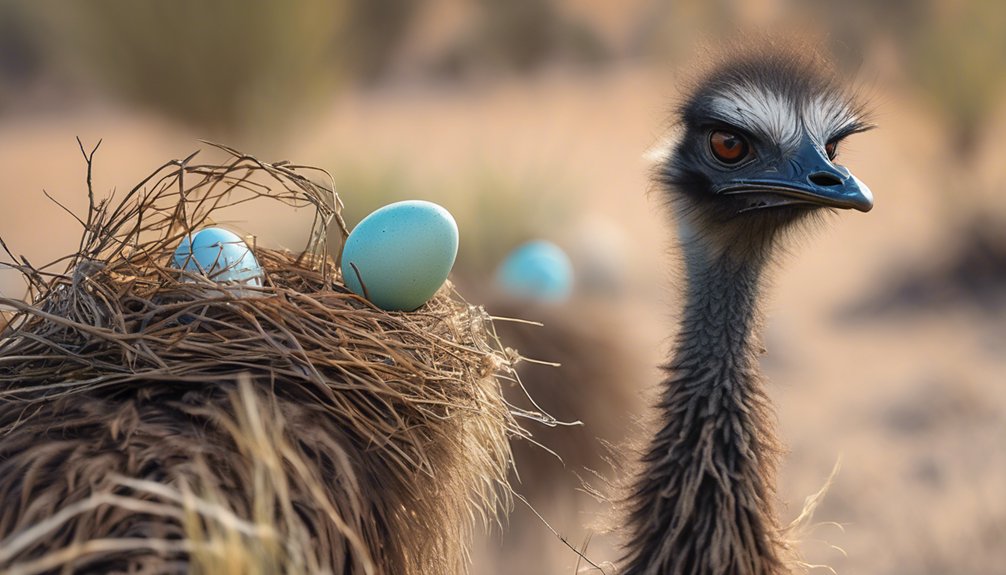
top-left (623, 237), bottom-right (786, 575)
top-left (676, 240), bottom-right (770, 371)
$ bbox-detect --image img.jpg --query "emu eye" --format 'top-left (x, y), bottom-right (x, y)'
top-left (709, 130), bottom-right (750, 165)
top-left (825, 139), bottom-right (839, 160)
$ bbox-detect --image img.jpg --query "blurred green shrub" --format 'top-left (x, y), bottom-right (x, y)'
top-left (626, 0), bottom-right (740, 64)
top-left (58, 1), bottom-right (345, 137)
top-left (434, 0), bottom-right (608, 78)
top-left (16, 0), bottom-right (608, 132)
top-left (796, 0), bottom-right (1006, 161)
top-left (0, 3), bottom-right (47, 109)
top-left (45, 0), bottom-right (428, 138)
top-left (475, 0), bottom-right (566, 72)
top-left (900, 0), bottom-right (1006, 159)
top-left (343, 0), bottom-right (428, 83)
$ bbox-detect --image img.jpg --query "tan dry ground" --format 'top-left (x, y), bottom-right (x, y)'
top-left (1, 64), bottom-right (1004, 574)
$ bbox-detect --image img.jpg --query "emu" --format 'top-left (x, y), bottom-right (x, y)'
top-left (621, 44), bottom-right (873, 575)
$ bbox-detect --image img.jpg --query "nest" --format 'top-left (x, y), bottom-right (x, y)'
top-left (0, 143), bottom-right (526, 575)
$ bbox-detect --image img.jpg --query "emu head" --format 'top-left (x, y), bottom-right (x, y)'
top-left (659, 46), bottom-right (873, 256)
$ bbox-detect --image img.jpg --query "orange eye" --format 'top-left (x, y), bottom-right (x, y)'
top-left (709, 130), bottom-right (750, 164)
top-left (825, 139), bottom-right (838, 160)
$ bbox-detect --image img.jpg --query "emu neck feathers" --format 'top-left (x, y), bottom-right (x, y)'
top-left (623, 239), bottom-right (786, 575)
top-left (678, 244), bottom-right (765, 369)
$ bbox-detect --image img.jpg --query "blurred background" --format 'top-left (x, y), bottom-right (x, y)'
top-left (1, 0), bottom-right (1004, 573)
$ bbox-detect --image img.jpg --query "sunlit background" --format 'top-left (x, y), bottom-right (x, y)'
top-left (1, 1), bottom-right (1004, 573)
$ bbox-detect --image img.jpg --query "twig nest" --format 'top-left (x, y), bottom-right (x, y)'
top-left (341, 200), bottom-right (459, 311)
top-left (0, 146), bottom-right (526, 575)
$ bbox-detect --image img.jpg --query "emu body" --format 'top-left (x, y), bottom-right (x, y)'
top-left (622, 45), bottom-right (872, 575)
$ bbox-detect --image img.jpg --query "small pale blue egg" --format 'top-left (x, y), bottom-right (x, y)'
top-left (341, 200), bottom-right (458, 312)
top-left (495, 240), bottom-right (574, 303)
top-left (172, 227), bottom-right (263, 287)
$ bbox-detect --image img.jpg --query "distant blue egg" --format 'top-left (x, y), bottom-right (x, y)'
top-left (495, 240), bottom-right (574, 303)
top-left (341, 200), bottom-right (459, 311)
top-left (172, 227), bottom-right (263, 287)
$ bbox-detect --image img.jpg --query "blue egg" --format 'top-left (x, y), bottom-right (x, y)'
top-left (341, 200), bottom-right (459, 311)
top-left (172, 227), bottom-right (263, 287)
top-left (495, 240), bottom-right (574, 303)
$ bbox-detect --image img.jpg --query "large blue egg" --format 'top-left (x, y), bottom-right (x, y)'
top-left (495, 240), bottom-right (574, 303)
top-left (173, 227), bottom-right (263, 287)
top-left (341, 200), bottom-right (459, 311)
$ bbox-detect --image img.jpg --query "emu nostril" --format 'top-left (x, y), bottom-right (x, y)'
top-left (804, 171), bottom-right (845, 187)
top-left (809, 172), bottom-right (843, 187)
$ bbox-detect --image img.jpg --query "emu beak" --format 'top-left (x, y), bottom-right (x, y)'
top-left (719, 139), bottom-right (874, 213)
